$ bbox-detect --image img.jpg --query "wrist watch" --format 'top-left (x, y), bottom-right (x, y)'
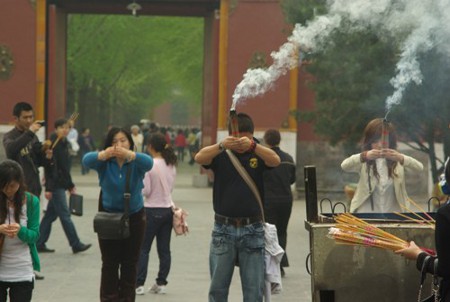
top-left (218, 142), bottom-right (225, 152)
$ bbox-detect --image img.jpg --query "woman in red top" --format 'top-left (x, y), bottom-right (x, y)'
top-left (174, 129), bottom-right (187, 162)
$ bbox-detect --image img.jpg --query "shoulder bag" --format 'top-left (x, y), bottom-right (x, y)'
top-left (93, 166), bottom-right (132, 240)
top-left (418, 255), bottom-right (441, 302)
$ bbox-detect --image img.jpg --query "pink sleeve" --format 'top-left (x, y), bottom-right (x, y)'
top-left (142, 171), bottom-right (152, 197)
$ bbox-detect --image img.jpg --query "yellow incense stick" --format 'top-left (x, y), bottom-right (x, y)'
top-left (407, 198), bottom-right (434, 222)
top-left (399, 204), bottom-right (435, 227)
top-left (394, 211), bottom-right (435, 229)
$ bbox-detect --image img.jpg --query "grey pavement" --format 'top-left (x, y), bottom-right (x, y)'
top-left (32, 162), bottom-right (312, 302)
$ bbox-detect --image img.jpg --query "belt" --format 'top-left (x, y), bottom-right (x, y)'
top-left (214, 214), bottom-right (262, 227)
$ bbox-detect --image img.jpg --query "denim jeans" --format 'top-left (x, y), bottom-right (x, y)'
top-left (136, 207), bottom-right (173, 287)
top-left (37, 188), bottom-right (81, 249)
top-left (209, 221), bottom-right (265, 302)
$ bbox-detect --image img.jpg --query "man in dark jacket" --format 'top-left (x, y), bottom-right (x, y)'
top-left (36, 118), bottom-right (91, 254)
top-left (263, 129), bottom-right (296, 277)
top-left (3, 102), bottom-right (52, 197)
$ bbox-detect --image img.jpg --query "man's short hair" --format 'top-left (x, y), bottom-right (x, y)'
top-left (227, 113), bottom-right (254, 134)
top-left (264, 129), bottom-right (281, 146)
top-left (13, 102), bottom-right (33, 117)
top-left (54, 118), bottom-right (68, 129)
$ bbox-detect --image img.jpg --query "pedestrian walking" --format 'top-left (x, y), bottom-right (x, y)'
top-left (263, 129), bottom-right (296, 277)
top-left (174, 129), bottom-right (187, 162)
top-left (37, 118), bottom-right (91, 254)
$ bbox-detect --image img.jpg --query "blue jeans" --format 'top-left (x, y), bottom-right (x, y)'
top-left (209, 222), bottom-right (265, 302)
top-left (37, 188), bottom-right (81, 249)
top-left (136, 208), bottom-right (173, 287)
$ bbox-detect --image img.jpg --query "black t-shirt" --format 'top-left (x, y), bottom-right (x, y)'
top-left (205, 151), bottom-right (267, 217)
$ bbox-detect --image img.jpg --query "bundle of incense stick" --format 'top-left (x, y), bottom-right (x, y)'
top-left (51, 112), bottom-right (79, 150)
top-left (328, 213), bottom-right (408, 251)
top-left (229, 109), bottom-right (240, 138)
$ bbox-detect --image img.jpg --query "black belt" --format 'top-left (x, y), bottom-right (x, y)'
top-left (214, 214), bottom-right (262, 227)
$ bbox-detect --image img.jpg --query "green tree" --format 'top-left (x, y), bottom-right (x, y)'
top-left (66, 15), bottom-right (204, 139)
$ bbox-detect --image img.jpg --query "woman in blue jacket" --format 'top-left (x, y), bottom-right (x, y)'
top-left (83, 127), bottom-right (153, 302)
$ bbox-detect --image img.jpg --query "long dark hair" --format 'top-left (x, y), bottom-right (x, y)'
top-left (0, 160), bottom-right (26, 224)
top-left (103, 127), bottom-right (135, 151)
top-left (361, 118), bottom-right (398, 179)
top-left (148, 133), bottom-right (177, 166)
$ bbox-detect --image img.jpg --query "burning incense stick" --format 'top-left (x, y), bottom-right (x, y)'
top-left (394, 211), bottom-right (435, 229)
top-left (229, 109), bottom-right (240, 138)
top-left (407, 198), bottom-right (435, 222)
top-left (381, 118), bottom-right (389, 149)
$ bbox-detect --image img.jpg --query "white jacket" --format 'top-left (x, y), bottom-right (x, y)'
top-left (341, 153), bottom-right (423, 212)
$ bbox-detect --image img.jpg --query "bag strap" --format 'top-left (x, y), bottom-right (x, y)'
top-left (431, 258), bottom-right (440, 302)
top-left (97, 164), bottom-right (132, 215)
top-left (418, 255), bottom-right (432, 302)
top-left (367, 166), bottom-right (375, 211)
top-left (123, 164), bottom-right (132, 216)
top-left (225, 149), bottom-right (265, 223)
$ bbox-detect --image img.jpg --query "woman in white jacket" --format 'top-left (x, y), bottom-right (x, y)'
top-left (341, 118), bottom-right (423, 213)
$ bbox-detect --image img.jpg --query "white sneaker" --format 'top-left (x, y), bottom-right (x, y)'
top-left (149, 284), bottom-right (166, 294)
top-left (135, 286), bottom-right (145, 295)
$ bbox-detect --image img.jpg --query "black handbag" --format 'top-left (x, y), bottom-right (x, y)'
top-left (69, 193), bottom-right (83, 216)
top-left (93, 166), bottom-right (132, 240)
top-left (418, 256), bottom-right (441, 302)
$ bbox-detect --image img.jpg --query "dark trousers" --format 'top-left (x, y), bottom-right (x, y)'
top-left (264, 202), bottom-right (293, 267)
top-left (98, 208), bottom-right (146, 302)
top-left (0, 280), bottom-right (34, 302)
top-left (136, 207), bottom-right (173, 286)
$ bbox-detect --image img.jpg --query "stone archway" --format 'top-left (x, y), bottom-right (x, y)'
top-left (46, 0), bottom-right (220, 139)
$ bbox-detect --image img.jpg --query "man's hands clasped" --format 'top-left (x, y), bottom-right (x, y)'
top-left (221, 136), bottom-right (253, 154)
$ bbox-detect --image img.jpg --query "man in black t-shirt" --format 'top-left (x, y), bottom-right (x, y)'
top-left (195, 113), bottom-right (280, 302)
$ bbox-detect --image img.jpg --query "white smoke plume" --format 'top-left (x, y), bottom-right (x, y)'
top-left (231, 0), bottom-right (449, 111)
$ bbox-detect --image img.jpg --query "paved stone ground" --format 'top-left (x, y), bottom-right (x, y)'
top-left (31, 162), bottom-right (312, 302)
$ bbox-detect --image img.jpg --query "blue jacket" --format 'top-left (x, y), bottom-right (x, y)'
top-left (82, 152), bottom-right (153, 214)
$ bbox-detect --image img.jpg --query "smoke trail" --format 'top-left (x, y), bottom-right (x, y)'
top-left (231, 0), bottom-right (447, 112)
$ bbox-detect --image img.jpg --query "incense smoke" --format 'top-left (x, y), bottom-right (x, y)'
top-left (231, 0), bottom-right (448, 111)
